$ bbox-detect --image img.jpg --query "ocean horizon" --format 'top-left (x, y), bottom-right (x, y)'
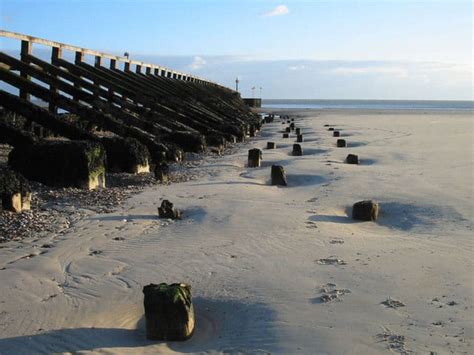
top-left (262, 99), bottom-right (474, 111)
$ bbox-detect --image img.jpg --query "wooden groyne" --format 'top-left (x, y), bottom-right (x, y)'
top-left (0, 30), bottom-right (260, 201)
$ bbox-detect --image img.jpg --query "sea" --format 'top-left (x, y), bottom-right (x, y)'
top-left (262, 99), bottom-right (474, 111)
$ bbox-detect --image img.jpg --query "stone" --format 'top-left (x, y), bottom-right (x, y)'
top-left (352, 200), bottom-right (379, 221)
top-left (271, 165), bottom-right (287, 186)
top-left (283, 133), bottom-right (289, 138)
top-left (267, 142), bottom-right (276, 149)
top-left (143, 283), bottom-right (194, 341)
top-left (333, 131), bottom-right (340, 137)
top-left (337, 139), bottom-right (346, 147)
top-left (295, 128), bottom-right (301, 135)
top-left (248, 148), bottom-right (262, 168)
top-left (297, 134), bottom-right (304, 143)
top-left (292, 144), bottom-right (303, 156)
top-left (346, 154), bottom-right (359, 164)
top-left (158, 200), bottom-right (181, 219)
top-left (154, 162), bottom-right (169, 183)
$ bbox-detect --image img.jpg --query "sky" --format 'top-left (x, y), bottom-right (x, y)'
top-left (1, 0), bottom-right (473, 100)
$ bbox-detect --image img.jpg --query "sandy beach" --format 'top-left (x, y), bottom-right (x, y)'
top-left (0, 109), bottom-right (472, 354)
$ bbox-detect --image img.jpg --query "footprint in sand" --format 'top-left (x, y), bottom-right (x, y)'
top-left (376, 329), bottom-right (412, 354)
top-left (314, 283), bottom-right (351, 303)
top-left (315, 257), bottom-right (347, 266)
top-left (381, 298), bottom-right (406, 309)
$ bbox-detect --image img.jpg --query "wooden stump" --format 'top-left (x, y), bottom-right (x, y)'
top-left (337, 139), bottom-right (346, 147)
top-left (328, 128), bottom-right (334, 131)
top-left (289, 123), bottom-right (295, 131)
top-left (1, 192), bottom-right (22, 213)
top-left (248, 148), bottom-right (262, 168)
top-left (291, 118), bottom-right (295, 122)
top-left (352, 200), bottom-right (379, 221)
top-left (101, 137), bottom-right (150, 174)
top-left (158, 200), bottom-right (181, 219)
top-left (283, 133), bottom-right (289, 138)
top-left (333, 131), bottom-right (340, 137)
top-left (271, 165), bottom-right (287, 186)
top-left (0, 167), bottom-right (31, 212)
top-left (346, 154), bottom-right (359, 164)
top-left (267, 142), bottom-right (276, 149)
top-left (154, 162), bottom-right (169, 183)
top-left (8, 141), bottom-right (106, 190)
top-left (297, 134), bottom-right (304, 143)
top-left (295, 128), bottom-right (301, 135)
top-left (285, 127), bottom-right (291, 133)
top-left (292, 144), bottom-right (303, 156)
top-left (143, 283), bottom-right (195, 341)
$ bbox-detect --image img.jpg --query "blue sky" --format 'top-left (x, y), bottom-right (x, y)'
top-left (1, 0), bottom-right (472, 99)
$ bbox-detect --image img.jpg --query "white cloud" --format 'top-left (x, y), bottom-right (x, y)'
top-left (332, 66), bottom-right (408, 78)
top-left (289, 65), bottom-right (305, 71)
top-left (189, 56), bottom-right (206, 70)
top-left (263, 5), bottom-right (289, 17)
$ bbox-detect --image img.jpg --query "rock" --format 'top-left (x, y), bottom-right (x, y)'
top-left (154, 162), bottom-right (169, 183)
top-left (283, 133), bottom-right (289, 138)
top-left (271, 165), bottom-right (287, 186)
top-left (292, 144), bottom-right (303, 156)
top-left (158, 200), bottom-right (181, 219)
top-left (295, 128), bottom-right (301, 135)
top-left (248, 148), bottom-right (262, 168)
top-left (267, 142), bottom-right (276, 149)
top-left (346, 154), bottom-right (359, 164)
top-left (297, 134), bottom-right (304, 143)
top-left (352, 200), bottom-right (379, 221)
top-left (328, 128), bottom-right (334, 131)
top-left (143, 283), bottom-right (194, 341)
top-left (333, 131), bottom-right (340, 137)
top-left (337, 139), bottom-right (346, 147)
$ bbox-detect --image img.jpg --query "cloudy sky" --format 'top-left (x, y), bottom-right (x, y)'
top-left (1, 0), bottom-right (472, 99)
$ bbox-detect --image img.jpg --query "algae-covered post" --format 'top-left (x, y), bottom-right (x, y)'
top-left (143, 283), bottom-right (195, 341)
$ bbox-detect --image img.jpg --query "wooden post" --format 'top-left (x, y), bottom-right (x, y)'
top-left (49, 46), bottom-right (62, 113)
top-left (136, 64), bottom-right (141, 74)
top-left (19, 40), bottom-right (32, 101)
top-left (74, 51), bottom-right (84, 102)
top-left (154, 68), bottom-right (159, 76)
top-left (124, 61), bottom-right (130, 72)
top-left (146, 66), bottom-right (151, 75)
top-left (108, 59), bottom-right (117, 100)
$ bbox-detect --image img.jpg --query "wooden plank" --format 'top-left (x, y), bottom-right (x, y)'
top-left (0, 30), bottom-right (212, 84)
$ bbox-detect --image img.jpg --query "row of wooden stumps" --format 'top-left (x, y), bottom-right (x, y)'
top-left (139, 114), bottom-right (381, 343)
top-left (325, 124), bottom-right (378, 221)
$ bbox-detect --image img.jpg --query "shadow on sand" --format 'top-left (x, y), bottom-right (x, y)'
top-left (0, 298), bottom-right (279, 354)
